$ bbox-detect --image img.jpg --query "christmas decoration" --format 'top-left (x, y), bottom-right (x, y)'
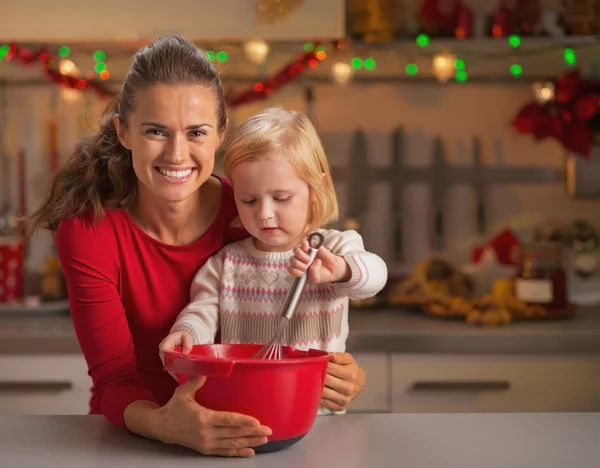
top-left (418, 0), bottom-right (459, 37)
top-left (532, 81), bottom-right (555, 104)
top-left (432, 51), bottom-right (456, 83)
top-left (471, 228), bottom-right (521, 266)
top-left (3, 43), bottom-right (324, 108)
top-left (348, 0), bottom-right (404, 43)
top-left (491, 0), bottom-right (514, 37)
top-left (242, 39), bottom-right (269, 65)
top-left (331, 62), bottom-right (354, 86)
top-left (560, 0), bottom-right (600, 35)
top-left (256, 0), bottom-right (303, 24)
top-left (454, 2), bottom-right (473, 38)
top-left (0, 237), bottom-right (24, 303)
top-left (514, 0), bottom-right (542, 35)
top-left (226, 46), bottom-right (322, 107)
top-left (462, 228), bottom-right (521, 297)
top-left (512, 70), bottom-right (600, 158)
top-left (2, 44), bottom-right (114, 99)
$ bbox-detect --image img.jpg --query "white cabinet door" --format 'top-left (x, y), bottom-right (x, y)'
top-left (347, 352), bottom-right (390, 413)
top-left (0, 355), bottom-right (91, 415)
top-left (391, 354), bottom-right (600, 414)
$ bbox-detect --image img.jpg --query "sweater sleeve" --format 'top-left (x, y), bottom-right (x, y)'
top-left (325, 229), bottom-right (388, 300)
top-left (55, 215), bottom-right (157, 430)
top-left (170, 249), bottom-right (224, 344)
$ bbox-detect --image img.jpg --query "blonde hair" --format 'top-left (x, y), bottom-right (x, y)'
top-left (224, 107), bottom-right (338, 231)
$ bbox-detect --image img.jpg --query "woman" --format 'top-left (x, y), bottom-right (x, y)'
top-left (29, 36), bottom-right (365, 457)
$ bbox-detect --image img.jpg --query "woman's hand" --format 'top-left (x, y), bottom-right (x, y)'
top-left (320, 352), bottom-right (365, 412)
top-left (288, 239), bottom-right (351, 284)
top-left (157, 375), bottom-right (272, 457)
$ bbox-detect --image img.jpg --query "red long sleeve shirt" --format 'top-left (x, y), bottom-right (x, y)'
top-left (54, 177), bottom-right (246, 429)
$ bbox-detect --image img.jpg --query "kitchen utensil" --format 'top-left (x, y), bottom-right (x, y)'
top-left (163, 343), bottom-right (332, 453)
top-left (472, 136), bottom-right (487, 235)
top-left (430, 137), bottom-right (446, 250)
top-left (253, 231), bottom-right (325, 359)
top-left (391, 126), bottom-right (405, 262)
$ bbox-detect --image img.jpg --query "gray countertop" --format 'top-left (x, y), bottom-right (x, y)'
top-left (0, 413), bottom-right (598, 467)
top-left (1, 306), bottom-right (600, 355)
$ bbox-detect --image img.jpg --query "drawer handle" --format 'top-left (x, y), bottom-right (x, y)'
top-left (0, 381), bottom-right (73, 394)
top-left (410, 381), bottom-right (511, 393)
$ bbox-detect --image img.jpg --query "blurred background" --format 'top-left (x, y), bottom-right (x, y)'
top-left (0, 0), bottom-right (599, 417)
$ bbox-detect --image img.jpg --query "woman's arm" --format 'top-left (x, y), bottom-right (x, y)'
top-left (56, 216), bottom-right (270, 456)
top-left (55, 216), bottom-right (158, 429)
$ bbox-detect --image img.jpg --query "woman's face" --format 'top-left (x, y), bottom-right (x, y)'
top-left (115, 84), bottom-right (224, 205)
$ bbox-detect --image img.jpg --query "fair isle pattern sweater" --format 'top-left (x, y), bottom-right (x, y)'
top-left (171, 229), bottom-right (388, 353)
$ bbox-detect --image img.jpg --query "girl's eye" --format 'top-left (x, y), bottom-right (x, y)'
top-left (146, 129), bottom-right (165, 137)
top-left (242, 199), bottom-right (256, 205)
top-left (274, 196), bottom-right (290, 202)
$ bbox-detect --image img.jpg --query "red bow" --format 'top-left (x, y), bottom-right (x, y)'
top-left (512, 71), bottom-right (600, 158)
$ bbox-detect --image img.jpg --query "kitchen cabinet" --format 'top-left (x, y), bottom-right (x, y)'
top-left (0, 355), bottom-right (91, 415)
top-left (390, 354), bottom-right (600, 414)
top-left (347, 352), bottom-right (390, 413)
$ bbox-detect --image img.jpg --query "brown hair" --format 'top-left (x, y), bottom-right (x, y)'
top-left (224, 107), bottom-right (338, 233)
top-left (28, 35), bottom-right (226, 234)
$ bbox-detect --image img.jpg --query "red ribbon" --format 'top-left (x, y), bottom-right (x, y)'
top-left (512, 70), bottom-right (600, 158)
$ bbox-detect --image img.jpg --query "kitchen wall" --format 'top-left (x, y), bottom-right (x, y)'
top-left (4, 81), bottom-right (600, 274)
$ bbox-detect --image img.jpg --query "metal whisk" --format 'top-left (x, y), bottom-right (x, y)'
top-left (253, 232), bottom-right (325, 360)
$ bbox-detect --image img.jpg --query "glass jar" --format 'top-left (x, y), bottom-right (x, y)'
top-left (514, 242), bottom-right (568, 312)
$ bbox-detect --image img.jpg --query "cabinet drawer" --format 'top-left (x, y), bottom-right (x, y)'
top-left (0, 355), bottom-right (91, 415)
top-left (347, 352), bottom-right (390, 413)
top-left (391, 354), bottom-right (600, 414)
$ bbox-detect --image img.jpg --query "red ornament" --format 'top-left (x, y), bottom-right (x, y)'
top-left (455, 3), bottom-right (473, 39)
top-left (418, 0), bottom-right (460, 37)
top-left (491, 0), bottom-right (514, 37)
top-left (471, 229), bottom-right (521, 266)
top-left (0, 238), bottom-right (25, 303)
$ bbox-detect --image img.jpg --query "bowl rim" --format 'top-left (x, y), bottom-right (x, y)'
top-left (163, 343), bottom-right (333, 366)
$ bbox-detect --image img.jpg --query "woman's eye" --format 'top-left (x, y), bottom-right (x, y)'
top-left (146, 129), bottom-right (165, 137)
top-left (190, 130), bottom-right (206, 138)
top-left (275, 197), bottom-right (290, 202)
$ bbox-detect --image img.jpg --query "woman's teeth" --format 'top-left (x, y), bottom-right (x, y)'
top-left (157, 168), bottom-right (193, 178)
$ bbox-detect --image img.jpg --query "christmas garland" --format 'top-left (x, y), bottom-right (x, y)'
top-left (4, 43), bottom-right (114, 98)
top-left (3, 43), bottom-right (323, 108)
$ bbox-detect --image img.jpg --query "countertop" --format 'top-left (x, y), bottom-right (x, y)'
top-left (1, 305), bottom-right (600, 355)
top-left (0, 413), bottom-right (598, 468)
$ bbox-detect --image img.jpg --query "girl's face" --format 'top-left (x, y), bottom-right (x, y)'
top-left (115, 84), bottom-right (224, 207)
top-left (230, 157), bottom-right (312, 252)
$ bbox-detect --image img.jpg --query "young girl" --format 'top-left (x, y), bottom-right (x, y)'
top-left (160, 108), bottom-right (387, 411)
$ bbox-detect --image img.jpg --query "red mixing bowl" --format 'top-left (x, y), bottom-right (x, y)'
top-left (163, 343), bottom-right (332, 453)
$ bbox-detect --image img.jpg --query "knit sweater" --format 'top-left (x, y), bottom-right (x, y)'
top-left (171, 229), bottom-right (388, 353)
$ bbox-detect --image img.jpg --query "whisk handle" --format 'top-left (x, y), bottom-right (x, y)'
top-left (281, 232), bottom-right (325, 320)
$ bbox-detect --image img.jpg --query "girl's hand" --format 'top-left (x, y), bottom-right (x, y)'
top-left (288, 238), bottom-right (352, 284)
top-left (320, 352), bottom-right (365, 412)
top-left (159, 330), bottom-right (194, 357)
top-left (157, 376), bottom-right (272, 457)
top-left (159, 330), bottom-right (194, 380)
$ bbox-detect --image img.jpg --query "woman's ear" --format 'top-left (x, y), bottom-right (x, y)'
top-left (114, 114), bottom-right (130, 149)
top-left (217, 118), bottom-right (229, 148)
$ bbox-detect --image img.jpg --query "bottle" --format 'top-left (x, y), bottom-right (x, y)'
top-left (514, 242), bottom-right (568, 313)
